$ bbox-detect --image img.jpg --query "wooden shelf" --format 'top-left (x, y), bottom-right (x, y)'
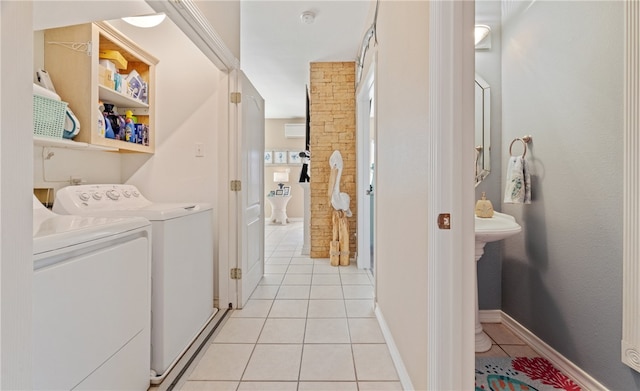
top-left (33, 135), bottom-right (118, 151)
top-left (87, 136), bottom-right (151, 153)
top-left (98, 85), bottom-right (149, 109)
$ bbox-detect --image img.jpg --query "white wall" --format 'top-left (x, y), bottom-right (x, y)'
top-left (372, 1), bottom-right (430, 389)
top-left (112, 18), bottom-right (222, 205)
top-left (500, 1), bottom-right (638, 388)
top-left (2, 2), bottom-right (35, 387)
top-left (264, 118), bottom-right (305, 219)
top-left (33, 146), bottom-right (122, 191)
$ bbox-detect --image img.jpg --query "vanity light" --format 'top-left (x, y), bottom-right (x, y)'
top-left (122, 13), bottom-right (166, 28)
top-left (475, 25), bottom-right (491, 50)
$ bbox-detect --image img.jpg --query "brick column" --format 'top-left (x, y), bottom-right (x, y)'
top-left (309, 62), bottom-right (357, 259)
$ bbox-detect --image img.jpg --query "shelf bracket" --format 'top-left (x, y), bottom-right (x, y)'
top-left (47, 41), bottom-right (92, 56)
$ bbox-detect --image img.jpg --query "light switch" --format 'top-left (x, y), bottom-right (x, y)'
top-left (195, 142), bottom-right (204, 157)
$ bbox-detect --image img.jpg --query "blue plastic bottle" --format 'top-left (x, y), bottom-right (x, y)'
top-left (104, 114), bottom-right (115, 139)
top-left (125, 111), bottom-right (136, 143)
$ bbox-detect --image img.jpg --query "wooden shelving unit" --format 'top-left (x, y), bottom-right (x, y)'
top-left (44, 22), bottom-right (158, 153)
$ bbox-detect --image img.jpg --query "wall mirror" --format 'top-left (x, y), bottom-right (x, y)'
top-left (475, 73), bottom-right (491, 186)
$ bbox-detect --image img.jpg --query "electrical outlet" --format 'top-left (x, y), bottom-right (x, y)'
top-left (195, 143), bottom-right (204, 157)
top-left (70, 176), bottom-right (83, 185)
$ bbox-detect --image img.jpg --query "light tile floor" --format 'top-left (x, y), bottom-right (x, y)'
top-left (180, 221), bottom-right (402, 391)
top-left (476, 322), bottom-right (539, 358)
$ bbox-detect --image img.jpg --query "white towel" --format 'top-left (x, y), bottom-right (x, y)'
top-left (504, 155), bottom-right (531, 204)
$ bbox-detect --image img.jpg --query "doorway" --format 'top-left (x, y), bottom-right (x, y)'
top-left (357, 60), bottom-right (376, 274)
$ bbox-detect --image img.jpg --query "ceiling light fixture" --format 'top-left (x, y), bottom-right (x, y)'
top-left (122, 13), bottom-right (166, 28)
top-left (474, 25), bottom-right (491, 49)
top-left (300, 11), bottom-right (316, 25)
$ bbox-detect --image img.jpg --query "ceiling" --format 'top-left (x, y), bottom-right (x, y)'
top-left (33, 1), bottom-right (373, 120)
top-left (237, 1), bottom-right (372, 119)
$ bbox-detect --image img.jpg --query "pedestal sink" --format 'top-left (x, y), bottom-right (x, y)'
top-left (475, 211), bottom-right (522, 352)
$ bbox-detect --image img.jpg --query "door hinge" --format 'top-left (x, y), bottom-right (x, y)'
top-left (230, 92), bottom-right (241, 104)
top-left (437, 213), bottom-right (451, 230)
top-left (230, 180), bottom-right (242, 191)
top-left (230, 268), bottom-right (242, 280)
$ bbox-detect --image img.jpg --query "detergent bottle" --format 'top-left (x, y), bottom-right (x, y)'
top-left (102, 103), bottom-right (116, 139)
top-left (125, 110), bottom-right (136, 143)
top-left (97, 101), bottom-right (106, 137)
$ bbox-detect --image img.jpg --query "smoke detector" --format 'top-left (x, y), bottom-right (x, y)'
top-left (300, 11), bottom-right (316, 24)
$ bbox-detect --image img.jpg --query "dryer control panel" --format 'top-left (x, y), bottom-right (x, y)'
top-left (52, 184), bottom-right (207, 221)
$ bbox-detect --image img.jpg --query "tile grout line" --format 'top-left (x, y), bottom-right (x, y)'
top-left (189, 222), bottom-right (399, 390)
top-left (239, 233), bottom-right (280, 387)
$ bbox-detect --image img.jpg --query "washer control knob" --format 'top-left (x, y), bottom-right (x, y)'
top-left (106, 190), bottom-right (120, 200)
top-left (132, 190), bottom-right (140, 197)
top-left (92, 192), bottom-right (103, 201)
top-left (122, 190), bottom-right (131, 198)
top-left (79, 192), bottom-right (90, 202)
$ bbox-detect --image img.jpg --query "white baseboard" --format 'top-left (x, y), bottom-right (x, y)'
top-left (264, 217), bottom-right (303, 223)
top-left (479, 310), bottom-right (609, 391)
top-left (375, 306), bottom-right (414, 391)
top-left (478, 309), bottom-right (502, 323)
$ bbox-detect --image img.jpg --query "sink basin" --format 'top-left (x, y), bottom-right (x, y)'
top-left (474, 211), bottom-right (521, 353)
top-left (475, 211), bottom-right (522, 243)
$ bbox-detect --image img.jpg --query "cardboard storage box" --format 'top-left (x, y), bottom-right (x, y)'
top-left (98, 64), bottom-right (115, 89)
top-left (99, 49), bottom-right (128, 70)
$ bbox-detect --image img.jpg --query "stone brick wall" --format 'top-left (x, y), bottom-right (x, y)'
top-left (309, 62), bottom-right (357, 258)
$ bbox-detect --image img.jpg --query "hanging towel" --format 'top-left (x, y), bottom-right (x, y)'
top-left (504, 155), bottom-right (531, 204)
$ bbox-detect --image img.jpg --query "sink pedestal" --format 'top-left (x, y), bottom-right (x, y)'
top-left (475, 242), bottom-right (493, 352)
top-left (474, 211), bottom-right (522, 353)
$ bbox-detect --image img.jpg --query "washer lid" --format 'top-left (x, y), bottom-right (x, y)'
top-left (33, 214), bottom-right (150, 256)
top-left (111, 202), bottom-right (212, 221)
top-left (54, 202), bottom-right (212, 221)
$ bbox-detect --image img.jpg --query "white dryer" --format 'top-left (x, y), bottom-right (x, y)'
top-left (33, 196), bottom-right (151, 390)
top-left (53, 184), bottom-right (215, 380)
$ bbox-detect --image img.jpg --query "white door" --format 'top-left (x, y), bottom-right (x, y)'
top-left (235, 71), bottom-right (265, 308)
top-left (357, 63), bottom-right (375, 271)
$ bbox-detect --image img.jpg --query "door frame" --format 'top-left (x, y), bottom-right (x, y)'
top-left (356, 57), bottom-right (376, 271)
top-left (426, 1), bottom-right (476, 389)
top-left (227, 68), bottom-right (240, 308)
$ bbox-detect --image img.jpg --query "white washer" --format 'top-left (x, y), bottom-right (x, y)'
top-left (53, 184), bottom-right (215, 379)
top-left (33, 196), bottom-right (152, 390)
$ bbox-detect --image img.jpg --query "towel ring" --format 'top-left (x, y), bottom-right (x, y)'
top-left (509, 135), bottom-right (532, 157)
